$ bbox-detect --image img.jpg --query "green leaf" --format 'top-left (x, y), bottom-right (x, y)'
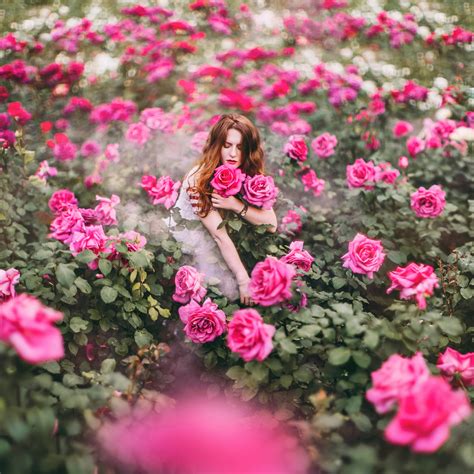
top-left (279, 339), bottom-right (297, 354)
top-left (328, 347), bottom-right (351, 365)
top-left (352, 351), bottom-right (371, 368)
top-left (100, 358), bottom-right (116, 374)
top-left (438, 318), bottom-right (463, 337)
top-left (128, 251), bottom-right (150, 268)
top-left (149, 307), bottom-right (159, 321)
top-left (75, 250), bottom-right (97, 264)
top-left (56, 263), bottom-right (76, 288)
top-left (226, 366), bottom-right (246, 380)
top-left (75, 277), bottom-right (92, 294)
top-left (101, 287), bottom-right (118, 304)
top-left (363, 330), bottom-right (379, 349)
top-left (297, 325), bottom-right (321, 338)
top-left (69, 317), bottom-right (88, 333)
top-left (350, 412), bottom-right (372, 432)
top-left (279, 374), bottom-right (293, 388)
top-left (332, 277), bottom-right (346, 290)
top-left (293, 366), bottom-right (313, 383)
top-left (134, 329), bottom-right (153, 347)
top-left (98, 258), bottom-right (112, 276)
top-left (228, 219), bottom-right (242, 231)
top-left (387, 251), bottom-right (406, 264)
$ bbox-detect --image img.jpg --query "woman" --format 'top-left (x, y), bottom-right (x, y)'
top-left (173, 114), bottom-right (277, 305)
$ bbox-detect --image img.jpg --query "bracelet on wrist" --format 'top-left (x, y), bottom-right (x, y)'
top-left (238, 202), bottom-right (249, 217)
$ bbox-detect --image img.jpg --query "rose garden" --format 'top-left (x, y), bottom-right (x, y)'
top-left (0, 1), bottom-right (473, 473)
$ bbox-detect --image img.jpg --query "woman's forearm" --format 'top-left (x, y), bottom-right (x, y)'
top-left (234, 200), bottom-right (277, 232)
top-left (214, 234), bottom-right (250, 284)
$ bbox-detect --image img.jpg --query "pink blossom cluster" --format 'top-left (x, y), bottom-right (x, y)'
top-left (0, 102), bottom-right (32, 148)
top-left (46, 133), bottom-right (78, 161)
top-left (301, 169), bottom-right (325, 197)
top-left (391, 80), bottom-right (429, 103)
top-left (89, 98), bottom-right (137, 126)
top-left (33, 160), bottom-right (58, 182)
top-left (366, 12), bottom-right (418, 48)
top-left (50, 18), bottom-right (104, 53)
top-left (280, 207), bottom-right (306, 236)
top-left (63, 96), bottom-right (93, 115)
top-left (311, 132), bottom-right (338, 158)
top-left (141, 175), bottom-right (181, 209)
top-left (346, 158), bottom-right (400, 189)
top-left (366, 352), bottom-right (471, 453)
top-left (38, 61), bottom-right (84, 88)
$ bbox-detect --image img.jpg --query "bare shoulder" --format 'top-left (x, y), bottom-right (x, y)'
top-left (184, 165), bottom-right (202, 187)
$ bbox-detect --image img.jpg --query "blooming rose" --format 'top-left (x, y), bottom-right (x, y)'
top-left (300, 169), bottom-right (325, 196)
top-left (398, 156), bottom-right (409, 168)
top-left (141, 175), bottom-right (157, 192)
top-left (437, 347), bottom-right (474, 387)
top-left (280, 209), bottom-right (303, 235)
top-left (69, 224), bottom-right (108, 257)
top-left (210, 165), bottom-right (246, 197)
top-left (346, 158), bottom-right (376, 189)
top-left (410, 185), bottom-right (446, 218)
top-left (0, 294), bottom-right (64, 364)
top-left (125, 122), bottom-right (151, 146)
top-left (173, 265), bottom-right (207, 304)
top-left (140, 107), bottom-right (173, 132)
top-left (406, 136), bottom-right (425, 157)
top-left (178, 298), bottom-right (226, 343)
top-left (387, 262), bottom-right (439, 309)
top-left (280, 241), bottom-right (314, 272)
top-left (242, 174), bottom-right (279, 209)
top-left (227, 309), bottom-right (275, 362)
top-left (342, 233), bottom-right (386, 279)
top-left (49, 206), bottom-right (85, 243)
top-left (94, 194), bottom-right (120, 226)
top-left (374, 162), bottom-right (400, 184)
top-left (48, 189), bottom-right (78, 214)
top-left (366, 352), bottom-right (430, 414)
top-left (0, 268), bottom-right (20, 301)
top-left (311, 132), bottom-right (337, 158)
top-left (385, 376), bottom-right (471, 453)
top-left (118, 230), bottom-right (147, 252)
top-left (143, 176), bottom-right (181, 209)
top-left (392, 120), bottom-right (414, 138)
top-left (249, 256), bottom-right (295, 306)
top-left (80, 139), bottom-right (101, 158)
top-left (283, 135), bottom-right (308, 162)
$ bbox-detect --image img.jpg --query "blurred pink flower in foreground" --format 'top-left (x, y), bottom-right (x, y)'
top-left (98, 396), bottom-right (308, 474)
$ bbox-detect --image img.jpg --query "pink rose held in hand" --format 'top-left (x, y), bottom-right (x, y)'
top-left (178, 298), bottom-right (226, 344)
top-left (437, 347), bottom-right (474, 387)
top-left (249, 256), bottom-right (295, 306)
top-left (410, 185), bottom-right (446, 218)
top-left (342, 233), bottom-right (386, 279)
top-left (227, 309), bottom-right (276, 362)
top-left (283, 134), bottom-right (308, 162)
top-left (243, 174), bottom-right (279, 209)
top-left (211, 164), bottom-right (246, 197)
top-left (173, 265), bottom-right (207, 304)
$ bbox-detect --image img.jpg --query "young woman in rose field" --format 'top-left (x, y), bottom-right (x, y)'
top-left (172, 114), bottom-right (278, 306)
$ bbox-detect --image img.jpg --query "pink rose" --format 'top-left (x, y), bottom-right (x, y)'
top-left (283, 135), bottom-right (308, 162)
top-left (387, 262), bottom-right (439, 309)
top-left (398, 156), bottom-right (409, 169)
top-left (211, 165), bottom-right (246, 197)
top-left (410, 185), bottom-right (446, 218)
top-left (227, 309), bottom-right (275, 362)
top-left (437, 347), bottom-right (474, 387)
top-left (125, 122), bottom-right (151, 146)
top-left (118, 230), bottom-right (147, 252)
top-left (385, 376), bottom-right (471, 453)
top-left (173, 265), bottom-right (207, 304)
top-left (105, 143), bottom-right (120, 162)
top-left (80, 139), bottom-right (101, 158)
top-left (69, 224), bottom-right (108, 256)
top-left (48, 189), bottom-right (78, 214)
top-left (242, 174), bottom-right (279, 209)
top-left (140, 107), bottom-right (173, 132)
top-left (178, 298), bottom-right (226, 343)
top-left (374, 162), bottom-right (400, 184)
top-left (346, 158), bottom-right (376, 189)
top-left (311, 132), bottom-right (338, 158)
top-left (141, 175), bottom-right (157, 192)
top-left (406, 136), bottom-right (425, 157)
top-left (94, 194), bottom-right (120, 226)
top-left (300, 169), bottom-right (325, 196)
top-left (280, 241), bottom-right (314, 272)
top-left (342, 233), bottom-right (386, 279)
top-left (143, 176), bottom-right (181, 209)
top-left (0, 294), bottom-right (64, 364)
top-left (249, 256), bottom-right (295, 306)
top-left (366, 352), bottom-right (430, 414)
top-left (392, 120), bottom-right (413, 138)
top-left (49, 206), bottom-right (85, 243)
top-left (0, 268), bottom-right (20, 301)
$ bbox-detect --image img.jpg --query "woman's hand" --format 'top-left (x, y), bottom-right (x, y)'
top-left (211, 192), bottom-right (243, 213)
top-left (238, 277), bottom-right (253, 306)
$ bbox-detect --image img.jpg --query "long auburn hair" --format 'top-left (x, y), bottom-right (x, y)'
top-left (190, 114), bottom-right (265, 217)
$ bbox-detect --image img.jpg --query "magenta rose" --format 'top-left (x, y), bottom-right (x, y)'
top-left (94, 194), bottom-right (120, 226)
top-left (141, 175), bottom-right (157, 192)
top-left (384, 376), bottom-right (471, 453)
top-left (144, 176), bottom-right (181, 209)
top-left (210, 164), bottom-right (246, 197)
top-left (410, 185), bottom-right (446, 218)
top-left (342, 233), bottom-right (386, 279)
top-left (227, 309), bottom-right (275, 362)
top-left (118, 230), bottom-right (147, 252)
top-left (283, 135), bottom-right (308, 162)
top-left (346, 158), bottom-right (376, 189)
top-left (374, 162), bottom-right (400, 184)
top-left (0, 294), bottom-right (64, 364)
top-left (178, 298), bottom-right (226, 343)
top-left (366, 352), bottom-right (430, 414)
top-left (300, 169), bottom-right (325, 197)
top-left (242, 174), bottom-right (279, 209)
top-left (437, 347), bottom-right (474, 387)
top-left (406, 136), bottom-right (425, 157)
top-left (125, 122), bottom-right (151, 146)
top-left (311, 132), bottom-right (338, 158)
top-left (69, 224), bottom-right (108, 257)
top-left (48, 189), bottom-right (78, 214)
top-left (0, 268), bottom-right (20, 301)
top-left (280, 241), bottom-right (314, 273)
top-left (392, 120), bottom-right (414, 138)
top-left (387, 262), bottom-right (439, 310)
top-left (249, 256), bottom-right (295, 306)
top-left (49, 206), bottom-right (85, 244)
top-left (173, 265), bottom-right (207, 304)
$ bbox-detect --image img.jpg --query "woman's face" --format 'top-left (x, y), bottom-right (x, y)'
top-left (220, 129), bottom-right (243, 168)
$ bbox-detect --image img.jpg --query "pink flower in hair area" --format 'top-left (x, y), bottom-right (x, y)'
top-left (342, 233), bottom-right (385, 279)
top-left (437, 347), bottom-right (474, 387)
top-left (48, 189), bottom-right (78, 214)
top-left (178, 298), bottom-right (226, 344)
top-left (387, 262), bottom-right (439, 309)
top-left (249, 256), bottom-right (295, 306)
top-left (392, 120), bottom-right (413, 138)
top-left (227, 309), bottom-right (275, 362)
top-left (300, 169), bottom-right (325, 196)
top-left (0, 294), bottom-right (64, 364)
top-left (406, 136), bottom-right (425, 157)
top-left (384, 376), bottom-right (471, 453)
top-left (243, 174), bottom-right (278, 209)
top-left (280, 241), bottom-right (314, 273)
top-left (346, 158), bottom-right (376, 189)
top-left (311, 132), bottom-right (338, 158)
top-left (284, 135), bottom-right (308, 162)
top-left (410, 185), bottom-right (446, 218)
top-left (140, 175), bottom-right (157, 192)
top-left (366, 352), bottom-right (430, 414)
top-left (0, 268), bottom-right (20, 301)
top-left (173, 265), bottom-right (207, 304)
top-left (211, 164), bottom-right (246, 197)
top-left (94, 194), bottom-right (120, 226)
top-left (142, 175), bottom-right (181, 209)
top-left (125, 122), bottom-right (151, 146)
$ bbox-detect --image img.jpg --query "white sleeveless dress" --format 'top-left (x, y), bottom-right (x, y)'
top-left (171, 166), bottom-right (239, 301)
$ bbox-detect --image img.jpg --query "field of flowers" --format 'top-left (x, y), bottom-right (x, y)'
top-left (0, 0), bottom-right (473, 472)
